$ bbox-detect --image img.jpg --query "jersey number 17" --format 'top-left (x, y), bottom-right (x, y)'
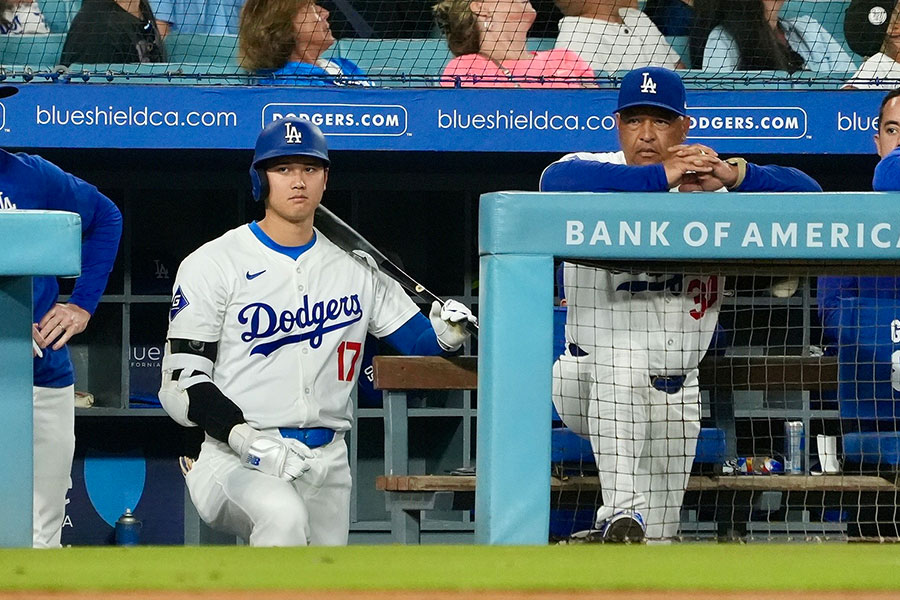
top-left (337, 341), bottom-right (362, 381)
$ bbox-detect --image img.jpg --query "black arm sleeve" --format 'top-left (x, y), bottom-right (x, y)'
top-left (186, 383), bottom-right (246, 443)
top-left (169, 338), bottom-right (245, 443)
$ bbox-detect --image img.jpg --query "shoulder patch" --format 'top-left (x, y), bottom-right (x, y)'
top-left (169, 285), bottom-right (190, 321)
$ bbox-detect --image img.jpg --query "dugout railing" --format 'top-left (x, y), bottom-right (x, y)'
top-left (0, 210), bottom-right (82, 548)
top-left (476, 191), bottom-right (900, 545)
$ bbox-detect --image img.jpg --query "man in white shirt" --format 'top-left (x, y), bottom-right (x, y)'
top-left (554, 0), bottom-right (685, 74)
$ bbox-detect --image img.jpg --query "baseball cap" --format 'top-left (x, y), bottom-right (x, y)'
top-left (0, 86), bottom-right (17, 99)
top-left (616, 67), bottom-right (687, 117)
top-left (844, 0), bottom-right (898, 58)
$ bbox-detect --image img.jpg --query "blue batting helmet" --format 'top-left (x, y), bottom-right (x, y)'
top-left (250, 117), bottom-right (330, 202)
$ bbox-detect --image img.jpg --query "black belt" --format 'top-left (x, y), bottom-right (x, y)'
top-left (650, 376), bottom-right (686, 394)
top-left (568, 344), bottom-right (686, 394)
top-left (568, 343), bottom-right (588, 357)
top-left (279, 427), bottom-right (336, 448)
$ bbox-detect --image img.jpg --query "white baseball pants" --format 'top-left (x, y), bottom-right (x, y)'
top-left (553, 352), bottom-right (700, 540)
top-left (33, 384), bottom-right (75, 549)
top-left (185, 433), bottom-right (351, 546)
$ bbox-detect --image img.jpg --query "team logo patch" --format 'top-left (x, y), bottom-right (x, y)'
top-left (169, 285), bottom-right (190, 321)
top-left (640, 72), bottom-right (657, 95)
top-left (284, 122), bottom-right (303, 144)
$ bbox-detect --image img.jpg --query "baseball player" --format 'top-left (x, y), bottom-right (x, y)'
top-left (158, 117), bottom-right (475, 547)
top-left (540, 67), bottom-right (821, 542)
top-left (819, 87), bottom-right (900, 359)
top-left (0, 85), bottom-right (123, 548)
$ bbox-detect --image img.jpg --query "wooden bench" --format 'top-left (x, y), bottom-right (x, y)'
top-left (372, 355), bottom-right (892, 543)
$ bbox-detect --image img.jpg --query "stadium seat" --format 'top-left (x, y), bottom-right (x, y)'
top-left (63, 62), bottom-right (248, 84)
top-left (843, 432), bottom-right (900, 466)
top-left (550, 427), bottom-right (727, 465)
top-left (0, 34), bottom-right (66, 69)
top-left (164, 33), bottom-right (239, 66)
top-left (38, 0), bottom-right (79, 33)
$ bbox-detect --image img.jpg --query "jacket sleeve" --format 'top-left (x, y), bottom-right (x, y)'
top-left (540, 155), bottom-right (669, 192)
top-left (734, 163), bottom-right (822, 192)
top-left (873, 146), bottom-right (900, 191)
top-left (816, 276), bottom-right (857, 345)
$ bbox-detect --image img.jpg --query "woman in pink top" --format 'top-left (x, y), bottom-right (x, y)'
top-left (433, 0), bottom-right (595, 87)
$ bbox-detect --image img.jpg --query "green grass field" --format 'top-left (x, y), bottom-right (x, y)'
top-left (1, 545), bottom-right (900, 591)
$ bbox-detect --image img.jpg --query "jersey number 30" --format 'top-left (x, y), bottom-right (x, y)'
top-left (337, 341), bottom-right (362, 381)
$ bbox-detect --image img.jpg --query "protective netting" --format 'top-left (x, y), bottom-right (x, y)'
top-left (0, 0), bottom-right (890, 87)
top-left (550, 261), bottom-right (900, 543)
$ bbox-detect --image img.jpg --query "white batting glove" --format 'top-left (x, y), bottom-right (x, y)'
top-left (228, 423), bottom-right (314, 481)
top-left (430, 300), bottom-right (476, 352)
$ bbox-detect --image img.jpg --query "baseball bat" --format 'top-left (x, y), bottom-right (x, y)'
top-left (314, 205), bottom-right (478, 338)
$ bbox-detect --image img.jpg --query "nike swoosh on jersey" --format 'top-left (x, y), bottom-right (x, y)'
top-left (246, 270), bottom-right (266, 280)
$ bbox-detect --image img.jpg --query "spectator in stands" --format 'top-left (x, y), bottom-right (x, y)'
top-left (60, 0), bottom-right (166, 65)
top-left (148, 0), bottom-right (242, 36)
top-left (239, 0), bottom-right (370, 86)
top-left (690, 0), bottom-right (853, 73)
top-left (844, 0), bottom-right (900, 89)
top-left (550, 0), bottom-right (684, 75)
top-left (433, 0), bottom-right (595, 88)
top-left (0, 0), bottom-right (49, 34)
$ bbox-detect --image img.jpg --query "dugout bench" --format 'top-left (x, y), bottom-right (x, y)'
top-left (373, 355), bottom-right (900, 544)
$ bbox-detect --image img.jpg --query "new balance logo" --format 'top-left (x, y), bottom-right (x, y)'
top-left (640, 72), bottom-right (657, 94)
top-left (0, 193), bottom-right (15, 210)
top-left (284, 123), bottom-right (303, 144)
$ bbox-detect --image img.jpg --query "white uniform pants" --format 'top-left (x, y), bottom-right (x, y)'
top-left (33, 384), bottom-right (75, 548)
top-left (553, 353), bottom-right (700, 540)
top-left (185, 433), bottom-right (352, 547)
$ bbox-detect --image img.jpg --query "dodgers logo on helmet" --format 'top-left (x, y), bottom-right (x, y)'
top-left (283, 121), bottom-right (303, 144)
top-left (250, 117), bottom-right (330, 202)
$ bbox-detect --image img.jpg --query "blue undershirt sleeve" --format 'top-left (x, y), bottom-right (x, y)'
top-left (382, 312), bottom-right (443, 356)
top-left (540, 159), bottom-right (668, 192)
top-left (735, 163), bottom-right (822, 192)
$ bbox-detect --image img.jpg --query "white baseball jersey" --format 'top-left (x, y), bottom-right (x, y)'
top-left (557, 150), bottom-right (721, 375)
top-left (166, 224), bottom-right (419, 431)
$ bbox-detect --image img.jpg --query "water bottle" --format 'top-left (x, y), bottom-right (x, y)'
top-left (115, 508), bottom-right (142, 546)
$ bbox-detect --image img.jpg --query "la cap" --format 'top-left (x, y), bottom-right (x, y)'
top-left (616, 67), bottom-right (687, 117)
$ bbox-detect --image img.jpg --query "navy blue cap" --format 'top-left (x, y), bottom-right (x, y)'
top-left (616, 67), bottom-right (687, 117)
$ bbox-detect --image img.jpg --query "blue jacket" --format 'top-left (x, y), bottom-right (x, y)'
top-left (257, 58), bottom-right (370, 87)
top-left (0, 150), bottom-right (122, 387)
top-left (540, 153), bottom-right (822, 193)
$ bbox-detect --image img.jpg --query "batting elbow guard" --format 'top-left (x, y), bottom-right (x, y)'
top-left (158, 373), bottom-right (198, 429)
